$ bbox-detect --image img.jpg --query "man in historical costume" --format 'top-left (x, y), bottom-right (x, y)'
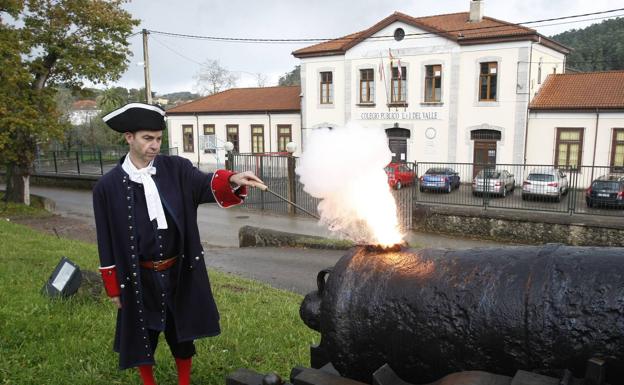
top-left (94, 103), bottom-right (263, 385)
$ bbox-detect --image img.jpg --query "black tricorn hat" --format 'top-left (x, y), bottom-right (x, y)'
top-left (102, 103), bottom-right (166, 133)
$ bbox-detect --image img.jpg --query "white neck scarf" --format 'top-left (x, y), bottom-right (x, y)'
top-left (122, 153), bottom-right (168, 229)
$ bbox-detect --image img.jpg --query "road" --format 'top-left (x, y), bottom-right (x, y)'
top-left (23, 185), bottom-right (505, 294)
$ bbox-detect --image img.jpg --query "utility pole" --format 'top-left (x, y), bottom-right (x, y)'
top-left (142, 29), bottom-right (153, 104)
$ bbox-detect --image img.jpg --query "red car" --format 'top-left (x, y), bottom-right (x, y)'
top-left (385, 162), bottom-right (416, 189)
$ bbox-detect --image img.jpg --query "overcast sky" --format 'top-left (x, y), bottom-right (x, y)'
top-left (110, 0), bottom-right (624, 95)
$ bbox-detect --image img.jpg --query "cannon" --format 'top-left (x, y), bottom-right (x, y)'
top-left (300, 244), bottom-right (624, 384)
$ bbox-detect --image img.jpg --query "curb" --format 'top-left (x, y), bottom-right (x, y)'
top-left (0, 191), bottom-right (55, 212)
top-left (238, 225), bottom-right (354, 250)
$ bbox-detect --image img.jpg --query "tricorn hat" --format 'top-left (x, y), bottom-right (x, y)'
top-left (102, 103), bottom-right (166, 133)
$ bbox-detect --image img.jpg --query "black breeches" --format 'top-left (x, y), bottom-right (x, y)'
top-left (147, 309), bottom-right (196, 359)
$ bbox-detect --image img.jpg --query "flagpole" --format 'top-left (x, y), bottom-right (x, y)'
top-left (379, 52), bottom-right (390, 112)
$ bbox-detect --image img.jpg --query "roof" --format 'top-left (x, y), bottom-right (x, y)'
top-left (293, 12), bottom-right (569, 58)
top-left (530, 71), bottom-right (624, 111)
top-left (166, 86), bottom-right (301, 114)
top-left (71, 100), bottom-right (98, 110)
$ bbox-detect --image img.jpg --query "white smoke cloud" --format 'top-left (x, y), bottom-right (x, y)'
top-left (296, 122), bottom-right (404, 246)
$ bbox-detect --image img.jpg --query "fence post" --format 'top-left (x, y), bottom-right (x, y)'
top-left (568, 169), bottom-right (578, 215)
top-left (99, 150), bottom-right (104, 175)
top-left (287, 155), bottom-right (296, 215)
top-left (75, 152), bottom-right (81, 174)
top-left (225, 151), bottom-right (232, 171)
top-left (259, 156), bottom-right (265, 211)
top-left (53, 152), bottom-right (58, 174)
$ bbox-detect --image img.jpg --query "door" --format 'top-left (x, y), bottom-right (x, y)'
top-left (386, 126), bottom-right (411, 163)
top-left (473, 141), bottom-right (497, 178)
top-left (389, 138), bottom-right (407, 163)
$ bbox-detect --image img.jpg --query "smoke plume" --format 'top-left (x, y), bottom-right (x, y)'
top-left (296, 122), bottom-right (404, 246)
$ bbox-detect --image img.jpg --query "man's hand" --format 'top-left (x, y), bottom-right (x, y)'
top-left (230, 171), bottom-right (266, 190)
top-left (110, 296), bottom-right (122, 309)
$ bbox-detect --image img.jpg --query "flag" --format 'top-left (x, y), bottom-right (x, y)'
top-left (397, 58), bottom-right (402, 78)
top-left (378, 56), bottom-right (385, 82)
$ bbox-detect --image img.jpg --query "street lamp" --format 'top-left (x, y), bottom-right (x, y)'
top-left (286, 141), bottom-right (297, 154)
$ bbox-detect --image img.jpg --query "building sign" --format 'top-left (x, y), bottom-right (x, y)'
top-left (360, 111), bottom-right (440, 120)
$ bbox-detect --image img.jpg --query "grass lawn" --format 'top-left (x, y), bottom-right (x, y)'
top-left (0, 193), bottom-right (54, 219)
top-left (0, 217), bottom-right (319, 384)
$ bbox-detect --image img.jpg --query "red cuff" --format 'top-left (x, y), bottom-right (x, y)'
top-left (211, 170), bottom-right (245, 208)
top-left (99, 266), bottom-right (121, 297)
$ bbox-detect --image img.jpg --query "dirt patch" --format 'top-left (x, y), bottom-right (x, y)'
top-left (219, 283), bottom-right (249, 293)
top-left (11, 214), bottom-right (98, 244)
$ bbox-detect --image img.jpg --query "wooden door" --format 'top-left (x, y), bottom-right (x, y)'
top-left (473, 141), bottom-right (497, 177)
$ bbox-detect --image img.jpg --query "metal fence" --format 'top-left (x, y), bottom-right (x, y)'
top-left (231, 155), bottom-right (623, 226)
top-left (33, 147), bottom-right (179, 176)
top-left (229, 154), bottom-right (416, 231)
top-left (415, 162), bottom-right (624, 217)
top-left (229, 153), bottom-right (322, 217)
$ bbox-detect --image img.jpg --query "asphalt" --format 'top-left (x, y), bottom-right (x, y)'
top-left (17, 185), bottom-right (506, 294)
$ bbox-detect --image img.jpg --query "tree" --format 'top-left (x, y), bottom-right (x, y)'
top-left (551, 18), bottom-right (624, 72)
top-left (278, 65), bottom-right (300, 86)
top-left (54, 86), bottom-right (76, 152)
top-left (0, 0), bottom-right (138, 204)
top-left (254, 72), bottom-right (268, 87)
top-left (194, 59), bottom-right (238, 96)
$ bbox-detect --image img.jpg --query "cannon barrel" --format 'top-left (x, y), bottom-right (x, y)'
top-left (300, 244), bottom-right (624, 383)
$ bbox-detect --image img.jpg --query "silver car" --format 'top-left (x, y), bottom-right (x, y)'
top-left (472, 169), bottom-right (515, 197)
top-left (522, 168), bottom-right (569, 202)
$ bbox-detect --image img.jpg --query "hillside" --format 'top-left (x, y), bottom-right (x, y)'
top-left (551, 17), bottom-right (624, 72)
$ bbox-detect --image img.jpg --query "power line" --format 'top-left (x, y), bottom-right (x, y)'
top-left (151, 36), bottom-right (203, 65)
top-left (139, 7), bottom-right (624, 44)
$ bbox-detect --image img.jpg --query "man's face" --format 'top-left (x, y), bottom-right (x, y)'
top-left (125, 130), bottom-right (163, 166)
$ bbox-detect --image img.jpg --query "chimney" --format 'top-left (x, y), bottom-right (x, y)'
top-left (469, 0), bottom-right (484, 22)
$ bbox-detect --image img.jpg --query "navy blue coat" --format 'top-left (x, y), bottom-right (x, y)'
top-left (93, 155), bottom-right (230, 369)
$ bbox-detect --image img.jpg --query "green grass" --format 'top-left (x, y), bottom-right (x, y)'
top-left (0, 193), bottom-right (53, 219)
top-left (0, 219), bottom-right (319, 385)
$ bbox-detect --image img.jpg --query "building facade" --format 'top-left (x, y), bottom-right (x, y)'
top-left (165, 1), bottom-right (623, 181)
top-left (527, 71), bottom-right (624, 185)
top-left (293, 1), bottom-right (568, 167)
top-left (70, 100), bottom-right (100, 126)
top-left (166, 86), bottom-right (301, 171)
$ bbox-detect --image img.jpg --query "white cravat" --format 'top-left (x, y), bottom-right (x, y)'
top-left (122, 154), bottom-right (168, 229)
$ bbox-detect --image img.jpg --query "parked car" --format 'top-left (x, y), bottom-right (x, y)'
top-left (521, 168), bottom-right (569, 202)
top-left (385, 162), bottom-right (416, 190)
top-left (585, 173), bottom-right (624, 208)
top-left (419, 167), bottom-right (460, 193)
top-left (472, 169), bottom-right (515, 197)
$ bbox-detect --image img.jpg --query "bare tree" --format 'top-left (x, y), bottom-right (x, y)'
top-left (194, 59), bottom-right (238, 96)
top-left (255, 72), bottom-right (268, 87)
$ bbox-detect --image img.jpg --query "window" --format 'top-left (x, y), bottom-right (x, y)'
top-left (555, 128), bottom-right (583, 170)
top-left (390, 66), bottom-right (407, 104)
top-left (479, 62), bottom-right (498, 101)
top-left (182, 125), bottom-right (194, 153)
top-left (226, 125), bottom-right (239, 153)
top-left (537, 63), bottom-right (542, 84)
top-left (277, 125), bottom-right (292, 152)
top-left (203, 124), bottom-right (215, 154)
top-left (251, 125), bottom-right (264, 154)
top-left (320, 71), bottom-right (333, 104)
top-left (612, 128), bottom-right (624, 169)
top-left (424, 65), bottom-right (442, 103)
top-left (359, 69), bottom-right (375, 104)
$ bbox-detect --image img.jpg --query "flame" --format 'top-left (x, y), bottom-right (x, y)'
top-left (297, 123), bottom-right (405, 247)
